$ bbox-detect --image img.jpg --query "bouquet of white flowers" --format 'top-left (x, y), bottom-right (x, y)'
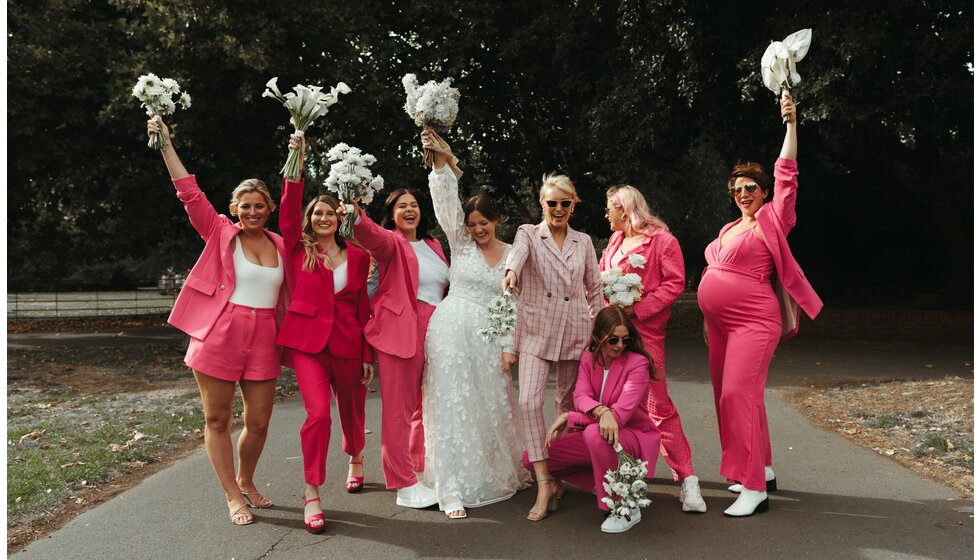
top-left (761, 28), bottom-right (812, 123)
top-left (323, 142), bottom-right (384, 238)
top-left (263, 77), bottom-right (351, 180)
top-left (479, 289), bottom-right (517, 343)
top-left (600, 444), bottom-right (652, 519)
top-left (402, 73), bottom-right (460, 165)
top-left (132, 73), bottom-right (191, 150)
top-left (601, 268), bottom-right (644, 308)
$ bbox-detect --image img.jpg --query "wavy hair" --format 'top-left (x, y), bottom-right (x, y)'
top-left (606, 185), bottom-right (669, 235)
top-left (300, 195), bottom-right (347, 273)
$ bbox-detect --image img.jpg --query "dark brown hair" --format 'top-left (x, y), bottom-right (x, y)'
top-left (380, 188), bottom-right (433, 240)
top-left (586, 306), bottom-right (659, 380)
top-left (727, 161), bottom-right (771, 196)
top-left (463, 193), bottom-right (504, 223)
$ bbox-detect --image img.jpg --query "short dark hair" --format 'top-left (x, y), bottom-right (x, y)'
top-left (463, 193), bottom-right (504, 223)
top-left (727, 161), bottom-right (771, 194)
top-left (380, 188), bottom-right (433, 240)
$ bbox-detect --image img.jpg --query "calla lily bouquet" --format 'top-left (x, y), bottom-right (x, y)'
top-left (479, 289), bottom-right (517, 343)
top-left (323, 142), bottom-right (384, 238)
top-left (402, 73), bottom-right (460, 165)
top-left (264, 78), bottom-right (351, 180)
top-left (601, 444), bottom-right (652, 519)
top-left (761, 28), bottom-right (812, 123)
top-left (601, 268), bottom-right (644, 308)
top-left (132, 73), bottom-right (191, 150)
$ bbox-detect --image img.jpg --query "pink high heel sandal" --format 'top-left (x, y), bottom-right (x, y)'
top-left (303, 496), bottom-right (326, 534)
top-left (346, 458), bottom-right (365, 494)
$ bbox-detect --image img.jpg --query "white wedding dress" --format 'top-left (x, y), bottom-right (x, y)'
top-left (421, 166), bottom-right (530, 511)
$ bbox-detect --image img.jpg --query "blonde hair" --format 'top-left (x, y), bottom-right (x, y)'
top-left (300, 195), bottom-right (346, 273)
top-left (606, 185), bottom-right (669, 234)
top-left (538, 172), bottom-right (580, 204)
top-left (229, 179), bottom-right (276, 215)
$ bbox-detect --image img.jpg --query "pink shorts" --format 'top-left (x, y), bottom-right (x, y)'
top-left (185, 303), bottom-right (282, 382)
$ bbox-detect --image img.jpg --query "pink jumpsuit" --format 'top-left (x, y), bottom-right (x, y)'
top-left (698, 227), bottom-right (780, 492)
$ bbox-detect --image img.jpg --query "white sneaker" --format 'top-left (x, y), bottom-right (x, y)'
top-left (679, 476), bottom-right (707, 513)
top-left (723, 489), bottom-right (768, 517)
top-left (395, 482), bottom-right (438, 508)
top-left (728, 466), bottom-right (777, 494)
top-left (600, 507), bottom-right (642, 533)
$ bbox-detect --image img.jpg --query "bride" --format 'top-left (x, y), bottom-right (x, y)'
top-left (419, 130), bottom-right (530, 519)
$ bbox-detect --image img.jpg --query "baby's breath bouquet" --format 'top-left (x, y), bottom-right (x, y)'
top-left (479, 289), bottom-right (517, 343)
top-left (132, 73), bottom-right (191, 150)
top-left (323, 143), bottom-right (384, 238)
top-left (402, 73), bottom-right (460, 165)
top-left (600, 444), bottom-right (652, 519)
top-left (263, 77), bottom-right (351, 180)
top-left (601, 268), bottom-right (643, 308)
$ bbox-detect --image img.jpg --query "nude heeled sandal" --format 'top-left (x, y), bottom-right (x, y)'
top-left (527, 477), bottom-right (559, 521)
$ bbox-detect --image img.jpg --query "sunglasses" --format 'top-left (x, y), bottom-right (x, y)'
top-left (545, 200), bottom-right (573, 208)
top-left (604, 335), bottom-right (632, 345)
top-left (729, 182), bottom-right (760, 195)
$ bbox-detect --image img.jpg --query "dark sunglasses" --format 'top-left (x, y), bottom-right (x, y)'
top-left (545, 200), bottom-right (573, 208)
top-left (729, 182), bottom-right (760, 195)
top-left (605, 335), bottom-right (632, 345)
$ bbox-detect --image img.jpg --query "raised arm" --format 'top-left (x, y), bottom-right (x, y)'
top-left (148, 116), bottom-right (189, 180)
top-left (771, 95), bottom-right (799, 233)
top-left (351, 203), bottom-right (398, 264)
top-left (423, 132), bottom-right (469, 251)
top-left (779, 94), bottom-right (797, 160)
top-left (279, 134), bottom-right (306, 249)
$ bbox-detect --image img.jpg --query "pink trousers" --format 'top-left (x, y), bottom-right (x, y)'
top-left (519, 355), bottom-right (578, 462)
top-left (645, 377), bottom-right (694, 481)
top-left (377, 301), bottom-right (435, 489)
top-left (523, 424), bottom-right (654, 511)
top-left (293, 350), bottom-right (366, 487)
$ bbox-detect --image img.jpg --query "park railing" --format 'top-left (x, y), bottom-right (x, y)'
top-left (7, 290), bottom-right (178, 320)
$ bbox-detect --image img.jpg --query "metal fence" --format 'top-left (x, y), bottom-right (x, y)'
top-left (7, 290), bottom-right (178, 320)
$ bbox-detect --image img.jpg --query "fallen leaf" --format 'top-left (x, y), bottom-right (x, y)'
top-left (19, 429), bottom-right (46, 443)
top-left (60, 462), bottom-right (76, 469)
top-left (15, 497), bottom-right (22, 503)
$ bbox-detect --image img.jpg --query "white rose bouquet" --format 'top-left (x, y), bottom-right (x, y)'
top-left (263, 77), bottom-right (351, 180)
top-left (601, 268), bottom-right (644, 308)
top-left (132, 73), bottom-right (191, 150)
top-left (323, 142), bottom-right (384, 238)
top-left (402, 73), bottom-right (460, 165)
top-left (479, 289), bottom-right (517, 343)
top-left (761, 28), bottom-right (812, 123)
top-left (600, 444), bottom-right (652, 519)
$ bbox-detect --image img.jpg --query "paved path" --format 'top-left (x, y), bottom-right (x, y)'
top-left (10, 329), bottom-right (974, 559)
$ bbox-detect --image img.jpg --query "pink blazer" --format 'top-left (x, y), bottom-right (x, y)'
top-left (716, 158), bottom-right (823, 324)
top-left (167, 175), bottom-right (288, 341)
top-left (505, 222), bottom-right (603, 361)
top-left (275, 179), bottom-right (373, 362)
top-left (353, 211), bottom-right (448, 359)
top-left (566, 350), bottom-right (661, 465)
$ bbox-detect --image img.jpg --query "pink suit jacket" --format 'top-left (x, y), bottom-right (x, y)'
top-left (716, 158), bottom-right (823, 328)
top-left (353, 211), bottom-right (448, 359)
top-left (275, 179), bottom-right (373, 362)
top-left (167, 175), bottom-right (288, 341)
top-left (566, 350), bottom-right (661, 465)
top-left (505, 222), bottom-right (603, 361)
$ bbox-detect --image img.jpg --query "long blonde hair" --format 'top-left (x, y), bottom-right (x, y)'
top-left (300, 195), bottom-right (347, 272)
top-left (606, 185), bottom-right (669, 235)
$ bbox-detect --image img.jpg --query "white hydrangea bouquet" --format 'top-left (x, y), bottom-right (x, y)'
top-left (323, 142), bottom-right (384, 238)
top-left (402, 73), bottom-right (460, 165)
top-left (601, 444), bottom-right (652, 519)
top-left (479, 289), bottom-right (517, 342)
top-left (132, 73), bottom-right (191, 150)
top-left (761, 28), bottom-right (812, 123)
top-left (601, 267), bottom-right (644, 308)
top-left (263, 77), bottom-right (351, 180)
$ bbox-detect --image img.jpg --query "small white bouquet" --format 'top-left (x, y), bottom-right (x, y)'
top-left (479, 290), bottom-right (517, 342)
top-left (263, 77), bottom-right (351, 180)
top-left (625, 254), bottom-right (647, 270)
top-left (761, 28), bottom-right (812, 123)
top-left (601, 444), bottom-right (652, 519)
top-left (323, 142), bottom-right (384, 238)
top-left (402, 73), bottom-right (460, 165)
top-left (132, 73), bottom-right (191, 150)
top-left (601, 268), bottom-right (643, 308)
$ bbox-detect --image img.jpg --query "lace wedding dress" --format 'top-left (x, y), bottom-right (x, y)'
top-left (421, 166), bottom-right (530, 510)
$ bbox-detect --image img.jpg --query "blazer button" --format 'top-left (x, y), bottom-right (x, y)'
top-left (547, 292), bottom-right (552, 298)
top-left (564, 296), bottom-right (569, 301)
top-left (219, 285), bottom-right (225, 290)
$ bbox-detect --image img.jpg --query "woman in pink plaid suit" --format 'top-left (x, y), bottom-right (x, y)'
top-left (502, 173), bottom-right (603, 521)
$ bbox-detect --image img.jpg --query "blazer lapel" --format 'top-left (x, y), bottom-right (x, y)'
top-left (403, 238), bottom-right (420, 307)
top-left (618, 233), bottom-right (653, 273)
top-left (220, 226), bottom-right (239, 285)
top-left (537, 222), bottom-right (565, 264)
top-left (560, 228), bottom-right (580, 262)
top-left (601, 356), bottom-right (627, 406)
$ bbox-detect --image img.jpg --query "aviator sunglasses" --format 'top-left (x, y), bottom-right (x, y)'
top-left (729, 182), bottom-right (760, 195)
top-left (545, 200), bottom-right (573, 208)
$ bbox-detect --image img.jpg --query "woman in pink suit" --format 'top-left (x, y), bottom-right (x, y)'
top-left (501, 173), bottom-right (603, 521)
top-left (147, 117), bottom-right (286, 526)
top-left (352, 188), bottom-right (449, 508)
top-left (698, 95), bottom-right (822, 517)
top-left (275, 136), bottom-right (375, 534)
top-left (600, 186), bottom-right (706, 513)
top-left (526, 306), bottom-right (661, 533)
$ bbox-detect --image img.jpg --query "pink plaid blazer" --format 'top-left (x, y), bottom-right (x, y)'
top-left (506, 222), bottom-right (603, 361)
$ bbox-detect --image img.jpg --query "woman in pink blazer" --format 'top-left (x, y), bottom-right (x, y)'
top-left (698, 96), bottom-right (822, 517)
top-left (501, 173), bottom-right (603, 521)
top-left (600, 186), bottom-right (705, 513)
top-left (352, 188), bottom-right (449, 508)
top-left (275, 136), bottom-right (374, 533)
top-left (147, 117), bottom-right (286, 526)
top-left (525, 306), bottom-right (661, 533)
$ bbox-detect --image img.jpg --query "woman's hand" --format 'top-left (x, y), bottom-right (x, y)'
top-left (361, 363), bottom-right (375, 386)
top-left (545, 412), bottom-right (569, 448)
top-left (702, 319), bottom-right (710, 347)
top-left (597, 407), bottom-right (620, 447)
top-left (780, 93), bottom-right (797, 125)
top-left (421, 129), bottom-right (458, 172)
top-left (501, 270), bottom-right (517, 294)
top-left (779, 93), bottom-right (798, 159)
top-left (288, 133), bottom-right (306, 177)
top-left (501, 352), bottom-right (517, 375)
top-left (146, 115), bottom-right (171, 144)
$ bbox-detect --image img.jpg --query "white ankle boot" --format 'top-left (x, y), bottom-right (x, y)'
top-left (728, 466), bottom-right (777, 493)
top-left (723, 489), bottom-right (768, 517)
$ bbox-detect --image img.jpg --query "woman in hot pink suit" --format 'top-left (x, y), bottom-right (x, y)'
top-left (600, 186), bottom-right (705, 513)
top-left (698, 95), bottom-right (822, 517)
top-left (526, 306), bottom-right (661, 533)
top-left (275, 137), bottom-right (374, 534)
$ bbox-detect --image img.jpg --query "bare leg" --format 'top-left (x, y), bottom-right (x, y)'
top-left (303, 482), bottom-right (325, 531)
top-left (528, 459), bottom-right (559, 521)
top-left (236, 378), bottom-right (277, 505)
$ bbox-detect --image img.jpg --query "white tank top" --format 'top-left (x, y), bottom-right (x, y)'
top-left (228, 236), bottom-right (283, 309)
top-left (332, 261), bottom-right (348, 294)
top-left (412, 240), bottom-right (449, 305)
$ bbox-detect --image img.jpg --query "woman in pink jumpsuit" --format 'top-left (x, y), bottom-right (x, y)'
top-left (698, 96), bottom-right (822, 517)
top-left (600, 186), bottom-right (705, 513)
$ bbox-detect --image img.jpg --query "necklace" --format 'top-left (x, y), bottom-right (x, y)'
top-left (318, 244), bottom-right (344, 268)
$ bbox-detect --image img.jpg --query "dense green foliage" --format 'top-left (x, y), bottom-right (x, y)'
top-left (8, 0), bottom-right (973, 307)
